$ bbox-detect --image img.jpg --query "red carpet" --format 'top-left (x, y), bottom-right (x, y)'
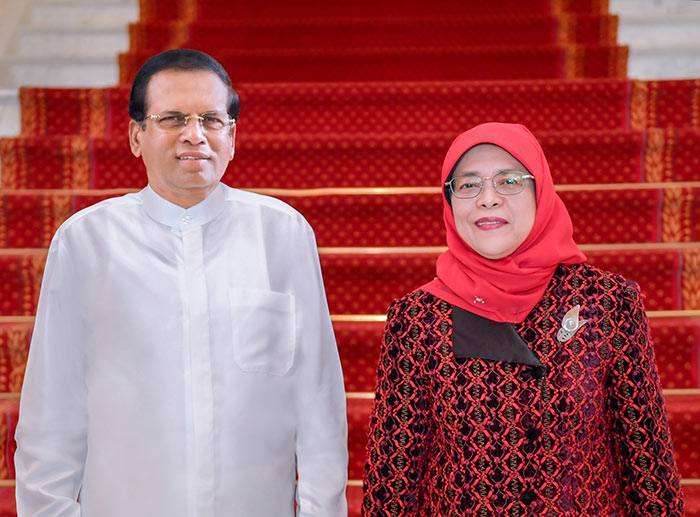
top-left (3, 184), bottom-right (700, 248)
top-left (3, 128), bottom-right (700, 189)
top-left (15, 79), bottom-right (700, 138)
top-left (0, 0), bottom-right (699, 514)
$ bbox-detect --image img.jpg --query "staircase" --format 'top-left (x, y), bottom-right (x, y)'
top-left (1, 1), bottom-right (700, 515)
top-left (0, 0), bottom-right (138, 138)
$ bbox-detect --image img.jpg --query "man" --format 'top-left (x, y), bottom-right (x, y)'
top-left (15, 49), bottom-right (348, 516)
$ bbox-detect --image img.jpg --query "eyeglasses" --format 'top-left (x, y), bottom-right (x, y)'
top-left (145, 112), bottom-right (236, 133)
top-left (445, 170), bottom-right (534, 199)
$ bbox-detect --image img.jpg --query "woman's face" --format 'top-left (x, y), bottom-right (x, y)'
top-left (450, 144), bottom-right (537, 260)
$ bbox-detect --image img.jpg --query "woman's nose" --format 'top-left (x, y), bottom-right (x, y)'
top-left (476, 180), bottom-right (502, 207)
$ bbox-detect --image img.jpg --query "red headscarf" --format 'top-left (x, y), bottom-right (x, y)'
top-left (422, 122), bottom-right (586, 323)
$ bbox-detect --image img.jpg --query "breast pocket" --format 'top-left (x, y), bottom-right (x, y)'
top-left (229, 287), bottom-right (296, 376)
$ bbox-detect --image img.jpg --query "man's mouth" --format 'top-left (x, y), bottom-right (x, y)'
top-left (177, 153), bottom-right (209, 160)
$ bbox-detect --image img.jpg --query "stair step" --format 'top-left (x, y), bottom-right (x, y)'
top-left (331, 314), bottom-right (700, 392)
top-left (1, 245), bottom-right (699, 316)
top-left (2, 56), bottom-right (119, 88)
top-left (127, 14), bottom-right (617, 53)
top-left (15, 27), bottom-right (130, 59)
top-left (2, 129), bottom-right (699, 190)
top-left (628, 47), bottom-right (700, 80)
top-left (610, 0), bottom-right (700, 16)
top-left (618, 15), bottom-right (700, 47)
top-left (29, 1), bottom-right (138, 28)
top-left (14, 79), bottom-right (700, 140)
top-left (118, 44), bottom-right (627, 84)
top-left (144, 0), bottom-right (605, 22)
top-left (316, 246), bottom-right (700, 314)
top-left (15, 79), bottom-right (632, 138)
top-left (2, 184), bottom-right (700, 248)
top-left (2, 312), bottom-right (698, 400)
top-left (0, 90), bottom-right (19, 139)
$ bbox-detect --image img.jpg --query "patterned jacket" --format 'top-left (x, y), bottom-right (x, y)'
top-left (363, 263), bottom-right (684, 516)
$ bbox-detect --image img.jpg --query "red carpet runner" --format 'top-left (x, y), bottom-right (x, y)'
top-left (0, 0), bottom-right (699, 514)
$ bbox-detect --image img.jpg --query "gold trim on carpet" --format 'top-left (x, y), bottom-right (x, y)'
top-left (682, 249), bottom-right (700, 310)
top-left (3, 311), bottom-right (700, 325)
top-left (662, 187), bottom-right (693, 243)
top-left (2, 243), bottom-right (700, 256)
top-left (4, 182), bottom-right (700, 198)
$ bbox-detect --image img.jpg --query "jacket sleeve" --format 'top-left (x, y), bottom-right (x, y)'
top-left (363, 294), bottom-right (433, 516)
top-left (15, 232), bottom-right (86, 516)
top-left (606, 279), bottom-right (684, 515)
top-left (292, 221), bottom-right (348, 517)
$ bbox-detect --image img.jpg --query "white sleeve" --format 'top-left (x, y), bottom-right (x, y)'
top-left (15, 232), bottom-right (86, 516)
top-left (293, 222), bottom-right (348, 517)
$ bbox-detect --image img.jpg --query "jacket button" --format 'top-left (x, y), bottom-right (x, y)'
top-left (520, 489), bottom-right (536, 505)
top-left (525, 428), bottom-right (541, 441)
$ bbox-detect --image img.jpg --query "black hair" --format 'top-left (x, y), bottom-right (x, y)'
top-left (128, 48), bottom-right (240, 123)
top-left (443, 155), bottom-right (464, 208)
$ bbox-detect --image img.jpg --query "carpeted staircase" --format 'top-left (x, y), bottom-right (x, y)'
top-left (1, 0), bottom-right (699, 515)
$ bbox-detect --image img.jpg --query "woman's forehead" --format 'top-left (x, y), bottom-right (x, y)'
top-left (453, 143), bottom-right (528, 173)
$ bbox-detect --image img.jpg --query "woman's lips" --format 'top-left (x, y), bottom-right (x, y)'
top-left (475, 217), bottom-right (507, 230)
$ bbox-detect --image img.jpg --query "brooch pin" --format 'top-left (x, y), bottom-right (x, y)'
top-left (473, 296), bottom-right (485, 304)
top-left (557, 304), bottom-right (587, 343)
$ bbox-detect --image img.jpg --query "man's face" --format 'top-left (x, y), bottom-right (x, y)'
top-left (128, 69), bottom-right (235, 208)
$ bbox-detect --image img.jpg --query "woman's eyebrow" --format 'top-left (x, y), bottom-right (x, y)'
top-left (453, 168), bottom-right (523, 176)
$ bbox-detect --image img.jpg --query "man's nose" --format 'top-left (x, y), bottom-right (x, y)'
top-left (180, 116), bottom-right (206, 142)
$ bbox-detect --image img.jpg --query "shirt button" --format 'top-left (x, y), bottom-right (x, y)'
top-left (181, 215), bottom-right (191, 224)
top-left (520, 489), bottom-right (536, 505)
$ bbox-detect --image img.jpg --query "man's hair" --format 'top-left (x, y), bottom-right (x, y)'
top-left (128, 48), bottom-right (240, 123)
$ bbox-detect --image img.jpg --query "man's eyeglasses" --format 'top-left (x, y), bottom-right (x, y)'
top-left (145, 112), bottom-right (236, 133)
top-left (445, 170), bottom-right (534, 199)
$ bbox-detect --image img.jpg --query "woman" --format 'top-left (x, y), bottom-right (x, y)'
top-left (363, 122), bottom-right (684, 515)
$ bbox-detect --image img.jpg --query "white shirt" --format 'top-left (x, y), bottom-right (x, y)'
top-left (15, 184), bottom-right (348, 517)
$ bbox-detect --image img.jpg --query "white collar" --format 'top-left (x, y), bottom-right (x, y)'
top-left (142, 183), bottom-right (226, 232)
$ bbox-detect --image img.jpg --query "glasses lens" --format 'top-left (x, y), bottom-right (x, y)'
top-left (494, 171), bottom-right (527, 195)
top-left (452, 175), bottom-right (483, 198)
top-left (201, 115), bottom-right (227, 131)
top-left (154, 114), bottom-right (187, 131)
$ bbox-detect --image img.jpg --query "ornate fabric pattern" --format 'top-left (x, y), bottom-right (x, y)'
top-left (363, 263), bottom-right (684, 516)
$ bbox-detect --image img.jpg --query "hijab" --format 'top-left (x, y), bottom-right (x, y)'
top-left (422, 122), bottom-right (586, 323)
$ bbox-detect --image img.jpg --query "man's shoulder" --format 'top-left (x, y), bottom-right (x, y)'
top-left (55, 191), bottom-right (142, 236)
top-left (222, 185), bottom-right (307, 225)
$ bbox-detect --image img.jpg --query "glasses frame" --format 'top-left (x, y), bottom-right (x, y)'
top-left (445, 170), bottom-right (535, 199)
top-left (145, 112), bottom-right (236, 133)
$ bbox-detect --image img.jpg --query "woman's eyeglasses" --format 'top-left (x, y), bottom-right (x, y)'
top-left (445, 170), bottom-right (534, 199)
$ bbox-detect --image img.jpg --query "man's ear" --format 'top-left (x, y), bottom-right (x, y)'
top-left (129, 120), bottom-right (143, 158)
top-left (229, 125), bottom-right (236, 161)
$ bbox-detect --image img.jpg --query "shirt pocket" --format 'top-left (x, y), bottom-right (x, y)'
top-left (229, 287), bottom-right (296, 376)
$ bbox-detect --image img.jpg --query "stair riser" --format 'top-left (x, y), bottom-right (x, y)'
top-left (30, 3), bottom-right (138, 28)
top-left (16, 30), bottom-right (129, 59)
top-left (2, 188), bottom-right (699, 248)
top-left (5, 60), bottom-right (119, 88)
top-left (3, 130), bottom-right (700, 189)
top-left (16, 80), bottom-right (700, 139)
top-left (0, 249), bottom-right (697, 317)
